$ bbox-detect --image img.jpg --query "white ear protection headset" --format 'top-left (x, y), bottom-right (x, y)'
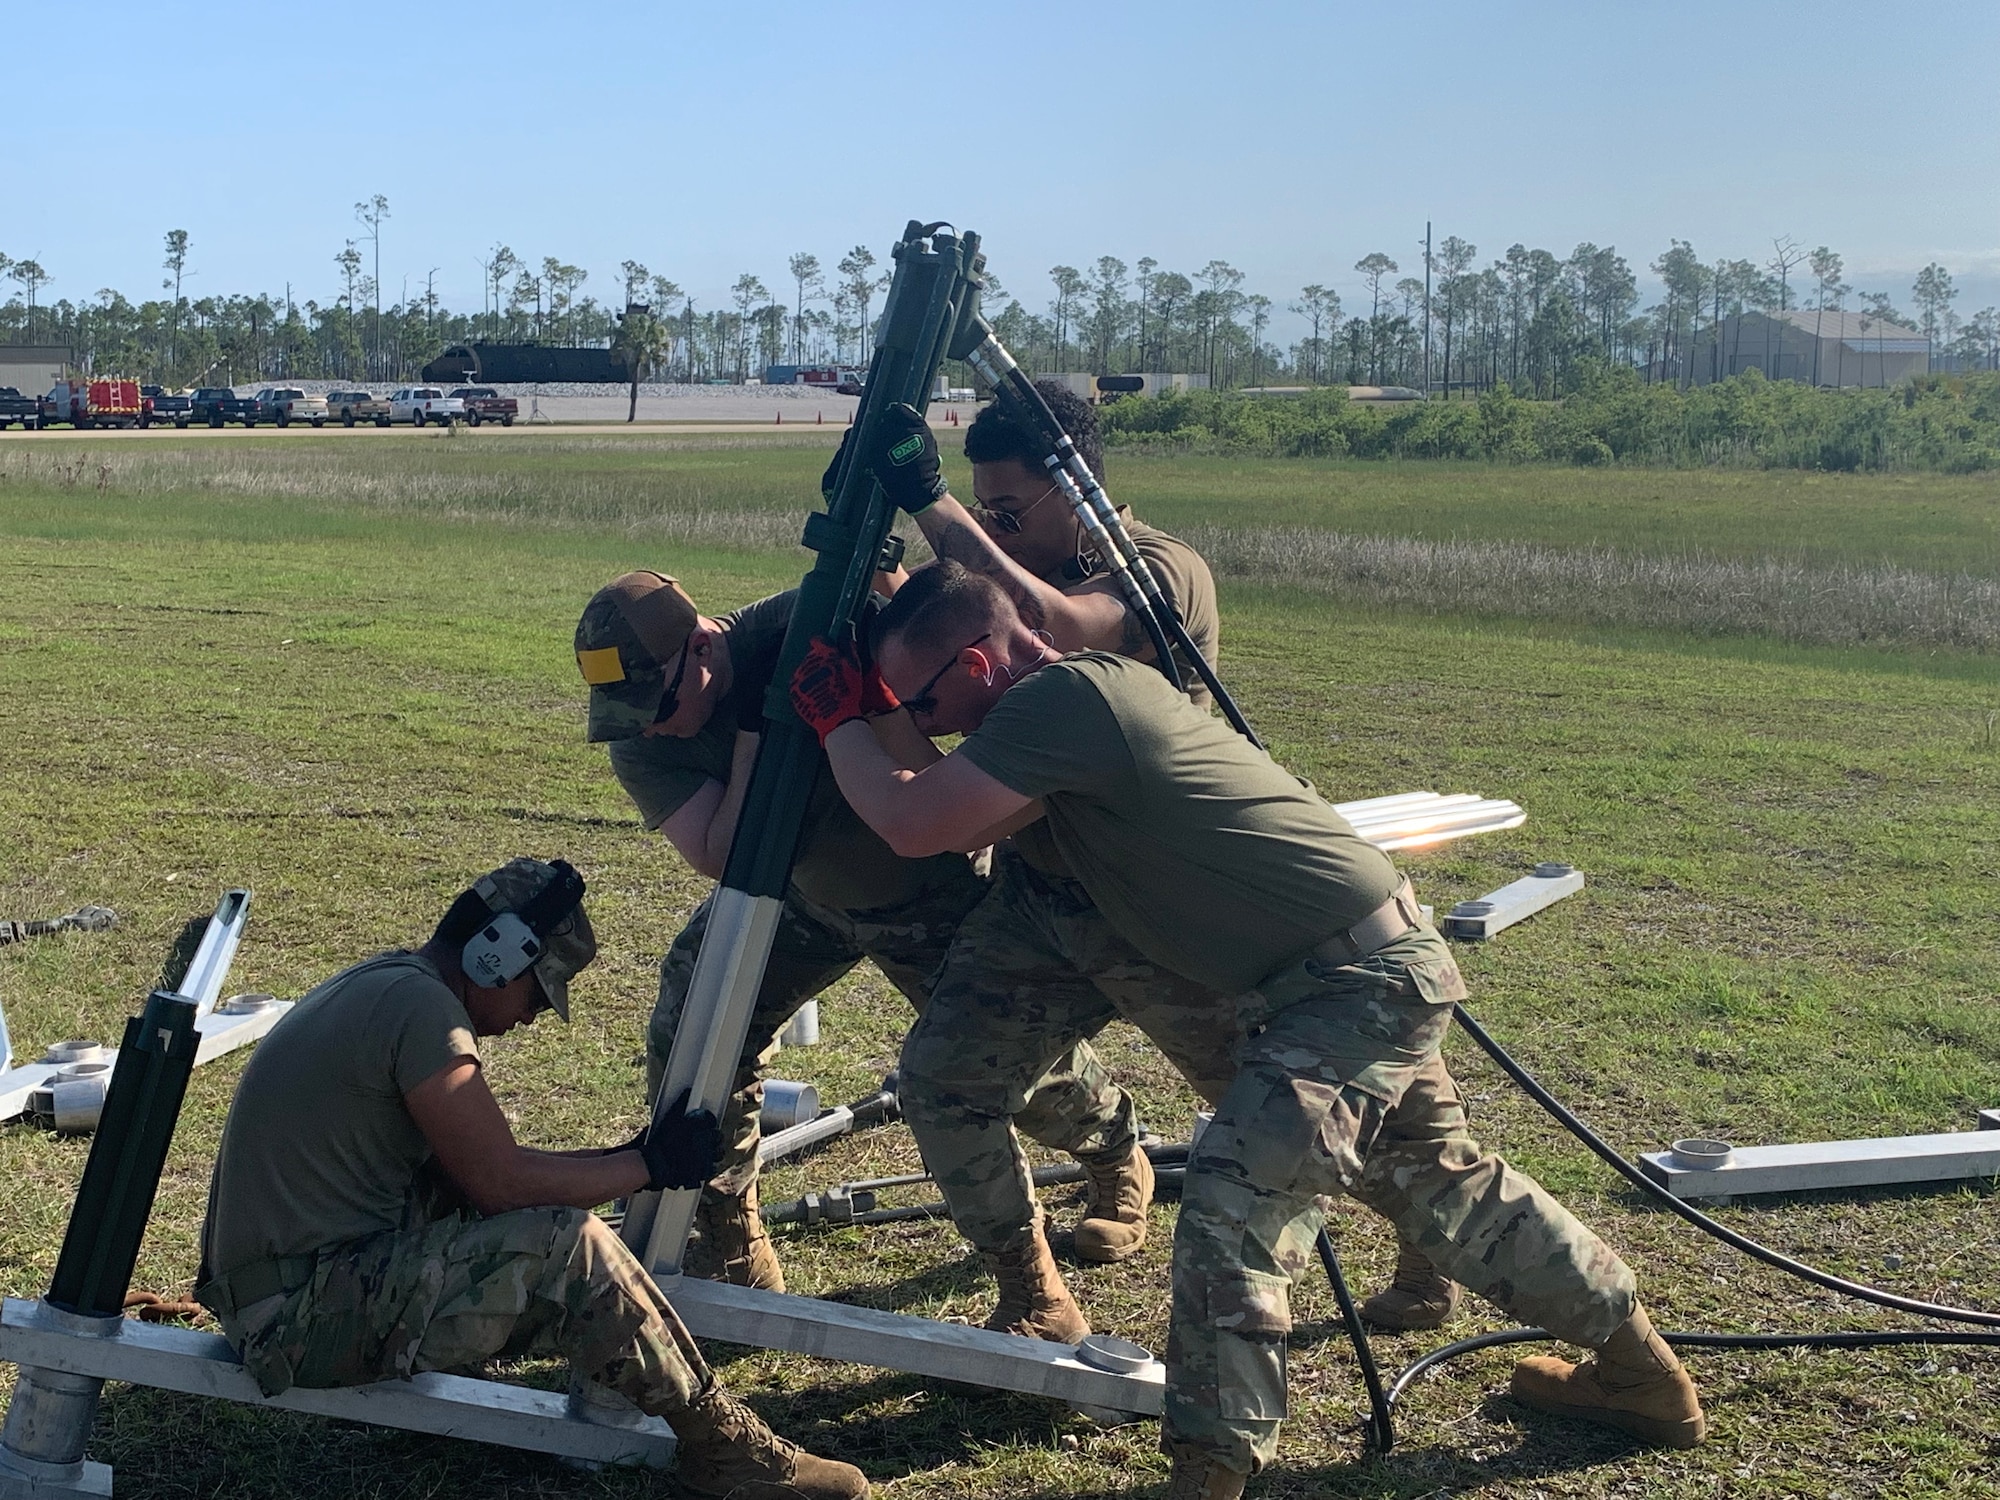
top-left (460, 860), bottom-right (586, 990)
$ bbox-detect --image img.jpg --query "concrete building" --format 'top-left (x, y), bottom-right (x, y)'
top-left (0, 345), bottom-right (71, 396)
top-left (1680, 309), bottom-right (1928, 388)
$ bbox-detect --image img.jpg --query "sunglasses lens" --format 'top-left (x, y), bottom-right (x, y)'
top-left (976, 507), bottom-right (1021, 535)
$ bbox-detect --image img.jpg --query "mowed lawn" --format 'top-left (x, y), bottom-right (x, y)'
top-left (1, 432), bottom-right (1996, 1499)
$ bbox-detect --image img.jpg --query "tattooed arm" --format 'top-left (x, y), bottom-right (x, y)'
top-left (910, 495), bottom-right (1148, 658)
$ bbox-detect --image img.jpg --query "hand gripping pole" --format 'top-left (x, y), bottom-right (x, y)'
top-left (623, 222), bottom-right (987, 1278)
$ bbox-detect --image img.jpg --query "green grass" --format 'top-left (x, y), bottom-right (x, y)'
top-left (8, 432), bottom-right (2000, 573)
top-left (1, 432), bottom-right (1997, 1498)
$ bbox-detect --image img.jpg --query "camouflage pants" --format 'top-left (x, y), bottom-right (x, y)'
top-left (649, 858), bottom-right (1135, 1201)
top-left (1167, 929), bottom-right (1638, 1475)
top-left (214, 1208), bottom-right (711, 1417)
top-left (899, 850), bottom-right (1247, 1251)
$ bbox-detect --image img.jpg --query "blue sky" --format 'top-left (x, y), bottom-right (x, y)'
top-left (8, 1), bottom-right (1997, 338)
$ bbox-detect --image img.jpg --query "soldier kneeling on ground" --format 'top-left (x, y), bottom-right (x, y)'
top-left (193, 857), bottom-right (868, 1500)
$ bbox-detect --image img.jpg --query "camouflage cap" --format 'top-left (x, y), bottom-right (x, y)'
top-left (468, 857), bottom-right (596, 1022)
top-left (575, 571), bottom-right (701, 743)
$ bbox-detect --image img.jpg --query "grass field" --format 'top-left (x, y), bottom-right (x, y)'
top-left (2, 430), bottom-right (1997, 1498)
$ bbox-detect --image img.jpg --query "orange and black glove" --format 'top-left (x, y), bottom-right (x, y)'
top-left (790, 635), bottom-right (899, 744)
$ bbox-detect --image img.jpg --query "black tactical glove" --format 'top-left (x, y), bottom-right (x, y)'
top-left (866, 403), bottom-right (949, 514)
top-left (635, 1088), bottom-right (722, 1192)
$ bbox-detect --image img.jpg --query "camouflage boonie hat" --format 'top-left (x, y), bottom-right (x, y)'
top-left (468, 857), bottom-right (596, 1021)
top-left (574, 571), bottom-right (700, 742)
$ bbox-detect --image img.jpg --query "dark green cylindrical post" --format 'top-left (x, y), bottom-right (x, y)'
top-left (46, 990), bottom-right (201, 1316)
top-left (1, 988), bottom-right (202, 1493)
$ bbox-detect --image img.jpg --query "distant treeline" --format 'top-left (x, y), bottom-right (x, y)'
top-left (1099, 368), bottom-right (2000, 472)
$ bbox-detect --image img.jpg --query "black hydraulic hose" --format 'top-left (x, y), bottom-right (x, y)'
top-left (1450, 1006), bottom-right (2000, 1329)
top-left (1372, 1007), bottom-right (2000, 1427)
top-left (1316, 1229), bottom-right (1395, 1452)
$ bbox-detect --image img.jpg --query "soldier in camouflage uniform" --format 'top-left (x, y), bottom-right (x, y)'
top-left (195, 859), bottom-right (868, 1500)
top-left (575, 570), bottom-right (1142, 1295)
top-left (794, 566), bottom-right (1707, 1498)
top-left (853, 389), bottom-right (1467, 1318)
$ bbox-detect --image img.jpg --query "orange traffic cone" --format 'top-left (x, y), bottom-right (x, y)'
top-left (775, 410), bottom-right (782, 424)
top-left (817, 410), bottom-right (823, 425)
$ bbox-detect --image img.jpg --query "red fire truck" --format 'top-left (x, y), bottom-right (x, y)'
top-left (40, 379), bottom-right (144, 429)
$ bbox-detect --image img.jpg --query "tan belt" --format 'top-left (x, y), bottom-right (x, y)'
top-left (1309, 878), bottom-right (1426, 967)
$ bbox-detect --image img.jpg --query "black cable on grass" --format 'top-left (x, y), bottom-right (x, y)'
top-left (1369, 1008), bottom-right (2000, 1440)
top-left (1451, 1006), bottom-right (2000, 1329)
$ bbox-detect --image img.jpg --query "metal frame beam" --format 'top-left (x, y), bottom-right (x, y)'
top-left (0, 1298), bottom-right (675, 1478)
top-left (1, 1004), bottom-right (291, 1126)
top-left (1639, 1128), bottom-right (2000, 1201)
top-left (1441, 864), bottom-right (1584, 941)
top-left (662, 1281), bottom-right (1164, 1416)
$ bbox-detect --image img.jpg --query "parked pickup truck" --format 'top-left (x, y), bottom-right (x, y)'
top-left (140, 385), bottom-right (193, 427)
top-left (250, 387), bottom-right (328, 427)
top-left (326, 389), bottom-right (391, 427)
top-left (189, 388), bottom-right (260, 427)
top-left (388, 387), bottom-right (465, 426)
top-left (0, 387), bottom-right (40, 429)
top-left (448, 386), bottom-right (517, 426)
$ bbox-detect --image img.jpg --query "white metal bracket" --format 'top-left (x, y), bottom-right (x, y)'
top-left (1442, 864), bottom-right (1584, 940)
top-left (1638, 1120), bottom-right (2000, 1201)
top-left (2, 1002), bottom-right (292, 1127)
top-left (663, 1281), bottom-right (1164, 1416)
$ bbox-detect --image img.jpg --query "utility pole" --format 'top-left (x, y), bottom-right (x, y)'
top-left (1421, 222), bottom-right (1433, 397)
top-left (356, 194), bottom-right (389, 379)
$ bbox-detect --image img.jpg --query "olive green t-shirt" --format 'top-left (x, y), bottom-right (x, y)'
top-left (607, 589), bottom-right (955, 913)
top-left (1015, 519), bottom-right (1221, 876)
top-left (200, 952), bottom-right (479, 1279)
top-left (958, 653), bottom-right (1401, 994)
top-left (1123, 518), bottom-right (1219, 712)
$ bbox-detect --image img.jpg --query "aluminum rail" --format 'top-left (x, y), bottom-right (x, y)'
top-left (176, 889), bottom-right (251, 1019)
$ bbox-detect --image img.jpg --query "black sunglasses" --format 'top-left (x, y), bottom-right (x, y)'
top-left (902, 633), bottom-right (991, 717)
top-left (652, 644), bottom-right (693, 725)
top-left (970, 481), bottom-right (1060, 536)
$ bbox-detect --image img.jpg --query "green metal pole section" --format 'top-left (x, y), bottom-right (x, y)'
top-left (729, 223), bottom-right (984, 896)
top-left (46, 990), bottom-right (201, 1316)
top-left (627, 221), bottom-right (986, 1273)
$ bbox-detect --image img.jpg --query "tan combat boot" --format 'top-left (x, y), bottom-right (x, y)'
top-left (667, 1384), bottom-right (869, 1499)
top-left (691, 1182), bottom-right (785, 1293)
top-left (1159, 1438), bottom-right (1248, 1500)
top-left (1075, 1145), bottom-right (1154, 1264)
top-left (1509, 1302), bottom-right (1706, 1449)
top-left (1358, 1239), bottom-right (1462, 1331)
top-left (983, 1218), bottom-right (1091, 1343)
